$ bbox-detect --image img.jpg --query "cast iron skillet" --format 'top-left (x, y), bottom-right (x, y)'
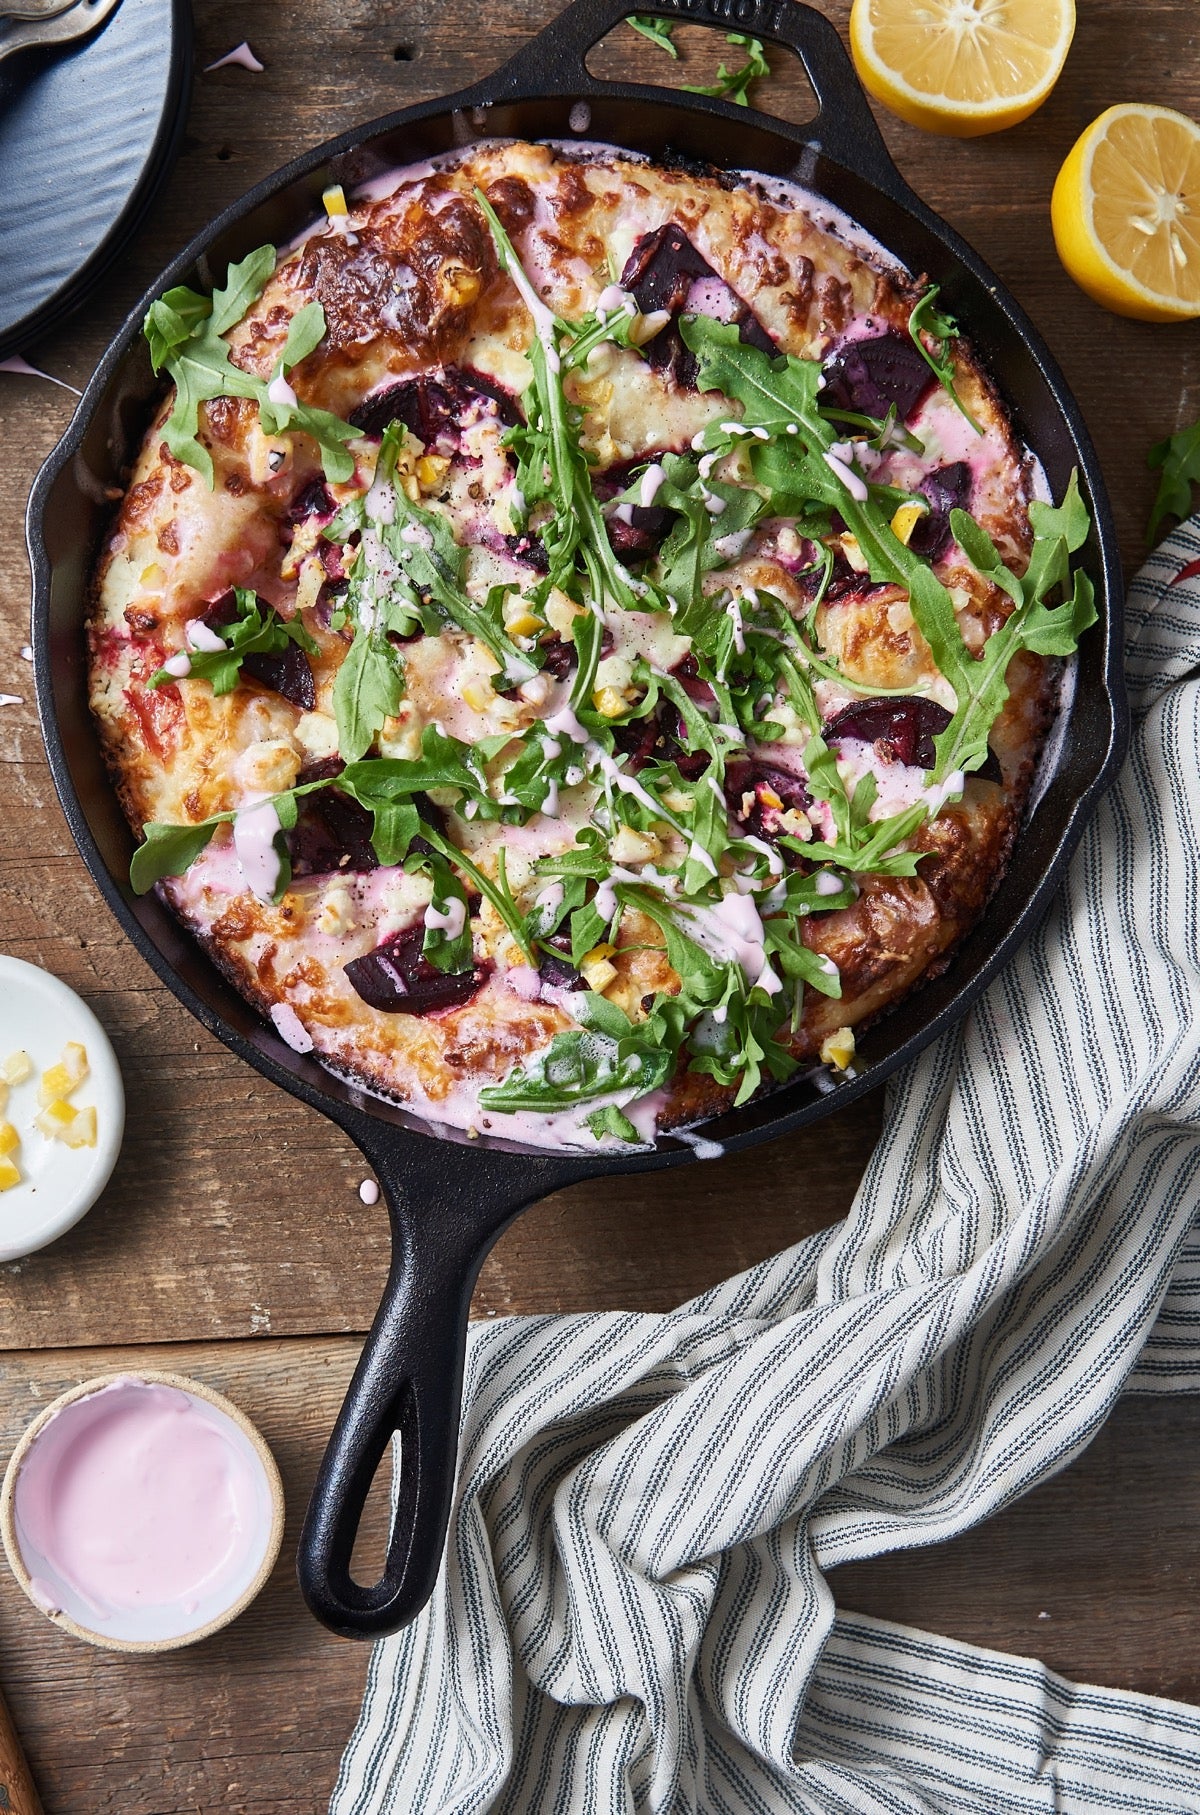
top-left (26, 0), bottom-right (1126, 1639)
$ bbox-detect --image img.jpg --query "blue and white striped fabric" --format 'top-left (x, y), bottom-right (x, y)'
top-left (332, 525), bottom-right (1200, 1814)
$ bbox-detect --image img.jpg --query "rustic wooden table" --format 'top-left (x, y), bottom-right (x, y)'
top-left (2, 1), bottom-right (1199, 1808)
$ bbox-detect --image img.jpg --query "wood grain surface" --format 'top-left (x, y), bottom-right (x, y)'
top-left (1, 0), bottom-right (1199, 1808)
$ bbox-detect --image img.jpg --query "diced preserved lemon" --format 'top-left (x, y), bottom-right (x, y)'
top-left (580, 944), bottom-right (618, 992)
top-left (0, 1122), bottom-right (18, 1157)
top-left (503, 597), bottom-right (544, 638)
top-left (0, 1158), bottom-right (19, 1192)
top-left (39, 1064), bottom-right (72, 1107)
top-left (2, 1051), bottom-right (33, 1086)
top-left (61, 1106), bottom-right (97, 1150)
top-left (543, 589), bottom-right (583, 638)
top-left (890, 501), bottom-right (927, 545)
top-left (322, 183), bottom-right (348, 216)
top-left (462, 679), bottom-right (497, 713)
top-left (35, 1099), bottom-right (76, 1135)
top-left (592, 686), bottom-right (627, 719)
top-left (820, 1026), bottom-right (857, 1071)
top-left (416, 454), bottom-right (450, 489)
top-left (580, 955), bottom-right (619, 993)
top-left (609, 826), bottom-right (661, 865)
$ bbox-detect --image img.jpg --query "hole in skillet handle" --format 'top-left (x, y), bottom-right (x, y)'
top-left (295, 1117), bottom-right (609, 1638)
top-left (587, 17), bottom-right (820, 129)
top-left (483, 0), bottom-right (904, 196)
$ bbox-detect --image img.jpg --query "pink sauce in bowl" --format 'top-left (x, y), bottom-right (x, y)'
top-left (1, 1373), bottom-right (284, 1649)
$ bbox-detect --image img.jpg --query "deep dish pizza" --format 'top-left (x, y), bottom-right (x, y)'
top-left (87, 139), bottom-right (1093, 1150)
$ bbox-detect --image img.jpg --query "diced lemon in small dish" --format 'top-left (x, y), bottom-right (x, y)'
top-left (0, 957), bottom-right (124, 1259)
top-left (849, 0), bottom-right (1075, 138)
top-left (34, 1102), bottom-right (97, 1149)
top-left (38, 1041), bottom-right (89, 1108)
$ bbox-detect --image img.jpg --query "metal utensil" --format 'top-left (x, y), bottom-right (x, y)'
top-left (0, 1683), bottom-right (43, 1815)
top-left (0, 0), bottom-right (120, 64)
top-left (0, 0), bottom-right (79, 23)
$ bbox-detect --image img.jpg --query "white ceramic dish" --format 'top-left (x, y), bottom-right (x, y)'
top-left (1, 1370), bottom-right (285, 1652)
top-left (0, 954), bottom-right (124, 1260)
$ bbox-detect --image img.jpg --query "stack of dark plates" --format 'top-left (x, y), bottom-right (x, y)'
top-left (0, 0), bottom-right (191, 358)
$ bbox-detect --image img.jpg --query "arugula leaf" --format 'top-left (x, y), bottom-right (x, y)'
top-left (907, 286), bottom-right (983, 437)
top-left (935, 471), bottom-right (1096, 777)
top-left (143, 247), bottom-right (358, 487)
top-left (128, 772), bottom-right (336, 895)
top-left (208, 246), bottom-right (277, 336)
top-left (148, 588), bottom-right (317, 695)
top-left (683, 32), bottom-right (770, 105)
top-left (1147, 415), bottom-right (1200, 544)
top-left (476, 191), bottom-right (645, 627)
top-left (479, 992), bottom-right (671, 1115)
top-left (586, 1104), bottom-right (643, 1143)
top-left (341, 725), bottom-right (501, 822)
top-left (416, 824), bottom-right (534, 961)
top-left (332, 620), bottom-right (405, 763)
top-left (627, 13), bottom-right (677, 56)
top-left (130, 816), bottom-right (231, 894)
top-left (385, 464), bottom-right (537, 684)
top-left (418, 856), bottom-right (473, 974)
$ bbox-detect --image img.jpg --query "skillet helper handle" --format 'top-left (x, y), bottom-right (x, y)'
top-left (485, 0), bottom-right (901, 193)
top-left (0, 1687), bottom-right (44, 1815)
top-left (297, 1132), bottom-right (586, 1639)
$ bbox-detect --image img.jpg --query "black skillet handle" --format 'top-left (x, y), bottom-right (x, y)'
top-left (482, 0), bottom-right (902, 194)
top-left (296, 1120), bottom-right (595, 1639)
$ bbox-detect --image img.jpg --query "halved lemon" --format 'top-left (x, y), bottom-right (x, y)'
top-left (849, 0), bottom-right (1076, 138)
top-left (1051, 104), bottom-right (1200, 321)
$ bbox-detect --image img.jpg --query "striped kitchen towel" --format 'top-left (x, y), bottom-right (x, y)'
top-left (332, 523), bottom-right (1200, 1815)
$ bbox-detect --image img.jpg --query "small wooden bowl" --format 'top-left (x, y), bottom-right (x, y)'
top-left (1, 1370), bottom-right (285, 1653)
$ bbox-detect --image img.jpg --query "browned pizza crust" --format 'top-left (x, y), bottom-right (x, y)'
top-left (88, 140), bottom-right (1056, 1145)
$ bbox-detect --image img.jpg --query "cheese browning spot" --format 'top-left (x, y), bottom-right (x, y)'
top-left (92, 142), bottom-right (1093, 1151)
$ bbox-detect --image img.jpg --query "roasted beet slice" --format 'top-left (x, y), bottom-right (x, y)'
top-left (350, 366), bottom-right (520, 445)
top-left (605, 504), bottom-right (674, 561)
top-left (538, 635), bottom-right (576, 681)
top-left (821, 330), bottom-right (934, 423)
top-left (810, 550), bottom-right (890, 605)
top-left (826, 696), bottom-right (1002, 783)
top-left (907, 461), bottom-right (971, 562)
top-left (825, 697), bottom-right (951, 768)
top-left (344, 926), bottom-right (487, 1014)
top-left (287, 786), bottom-right (379, 878)
top-left (537, 936), bottom-right (581, 992)
top-left (242, 643), bottom-right (316, 711)
top-left (619, 223), bottom-right (775, 389)
top-left (671, 652), bottom-right (716, 707)
top-left (201, 592), bottom-right (316, 711)
top-left (725, 759), bottom-right (812, 840)
top-left (287, 477), bottom-right (335, 523)
top-left (613, 699), bottom-right (710, 780)
top-left (504, 530), bottom-right (550, 572)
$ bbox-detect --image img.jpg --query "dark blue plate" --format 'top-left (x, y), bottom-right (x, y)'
top-left (0, 0), bottom-right (191, 357)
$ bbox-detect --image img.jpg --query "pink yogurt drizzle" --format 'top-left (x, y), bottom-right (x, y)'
top-left (14, 1379), bottom-right (270, 1623)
